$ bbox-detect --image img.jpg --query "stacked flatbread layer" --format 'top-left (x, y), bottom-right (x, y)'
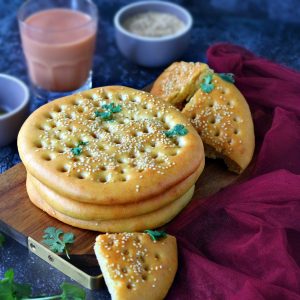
top-left (18, 86), bottom-right (205, 232)
top-left (151, 62), bottom-right (255, 173)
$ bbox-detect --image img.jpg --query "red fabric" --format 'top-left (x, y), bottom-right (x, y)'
top-left (166, 43), bottom-right (300, 300)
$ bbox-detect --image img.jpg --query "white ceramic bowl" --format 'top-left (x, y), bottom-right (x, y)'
top-left (114, 1), bottom-right (193, 67)
top-left (0, 74), bottom-right (30, 147)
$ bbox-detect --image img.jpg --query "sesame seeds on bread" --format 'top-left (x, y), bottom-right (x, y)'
top-left (27, 162), bottom-right (203, 222)
top-left (18, 86), bottom-right (204, 204)
top-left (183, 74), bottom-right (255, 173)
top-left (151, 62), bottom-right (255, 173)
top-left (94, 232), bottom-right (177, 300)
top-left (26, 176), bottom-right (195, 232)
top-left (151, 62), bottom-right (210, 108)
top-left (18, 86), bottom-right (205, 231)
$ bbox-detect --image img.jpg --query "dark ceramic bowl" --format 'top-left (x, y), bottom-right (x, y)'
top-left (0, 74), bottom-right (29, 147)
top-left (114, 1), bottom-right (193, 67)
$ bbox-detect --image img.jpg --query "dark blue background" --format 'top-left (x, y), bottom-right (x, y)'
top-left (1, 0), bottom-right (300, 299)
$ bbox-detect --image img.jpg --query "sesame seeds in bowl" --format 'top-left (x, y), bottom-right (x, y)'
top-left (114, 1), bottom-right (193, 67)
top-left (122, 11), bottom-right (186, 39)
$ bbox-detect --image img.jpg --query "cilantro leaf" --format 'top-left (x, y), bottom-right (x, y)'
top-left (102, 104), bottom-right (110, 110)
top-left (99, 111), bottom-right (112, 120)
top-left (42, 227), bottom-right (75, 260)
top-left (62, 233), bottom-right (75, 245)
top-left (54, 229), bottom-right (64, 240)
top-left (43, 226), bottom-right (57, 238)
top-left (218, 72), bottom-right (235, 83)
top-left (13, 282), bottom-right (32, 299)
top-left (5, 268), bottom-right (14, 282)
top-left (144, 230), bottom-right (167, 241)
top-left (110, 105), bottom-right (122, 113)
top-left (61, 282), bottom-right (86, 300)
top-left (94, 110), bottom-right (101, 117)
top-left (164, 124), bottom-right (188, 138)
top-left (0, 268), bottom-right (32, 299)
top-left (200, 73), bottom-right (215, 93)
top-left (95, 110), bottom-right (112, 120)
top-left (0, 269), bottom-right (86, 300)
top-left (95, 103), bottom-right (122, 122)
top-left (71, 147), bottom-right (82, 156)
top-left (71, 141), bottom-right (88, 156)
top-left (26, 283), bottom-right (86, 300)
top-left (0, 233), bottom-right (5, 247)
top-left (101, 103), bottom-right (122, 113)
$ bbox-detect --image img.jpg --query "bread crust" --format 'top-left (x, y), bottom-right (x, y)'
top-left (27, 177), bottom-right (195, 232)
top-left (183, 74), bottom-right (255, 173)
top-left (151, 63), bottom-right (255, 173)
top-left (27, 160), bottom-right (203, 221)
top-left (151, 62), bottom-right (209, 107)
top-left (18, 86), bottom-right (204, 204)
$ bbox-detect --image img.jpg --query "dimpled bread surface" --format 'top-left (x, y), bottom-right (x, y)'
top-left (27, 162), bottom-right (203, 221)
top-left (18, 86), bottom-right (204, 204)
top-left (94, 233), bottom-right (177, 300)
top-left (183, 74), bottom-right (254, 173)
top-left (27, 177), bottom-right (195, 232)
top-left (151, 62), bottom-right (255, 173)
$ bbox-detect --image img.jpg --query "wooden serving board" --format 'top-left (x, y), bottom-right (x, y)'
top-left (0, 160), bottom-right (246, 259)
top-left (0, 158), bottom-right (252, 289)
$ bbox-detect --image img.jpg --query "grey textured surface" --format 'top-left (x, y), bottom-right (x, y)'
top-left (1, 0), bottom-right (300, 299)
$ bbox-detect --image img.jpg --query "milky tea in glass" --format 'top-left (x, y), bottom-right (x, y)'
top-left (18, 0), bottom-right (97, 97)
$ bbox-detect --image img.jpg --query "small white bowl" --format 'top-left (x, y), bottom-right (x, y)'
top-left (114, 1), bottom-right (193, 67)
top-left (0, 74), bottom-right (30, 147)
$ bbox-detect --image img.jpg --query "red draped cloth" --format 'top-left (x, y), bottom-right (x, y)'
top-left (166, 43), bottom-right (300, 300)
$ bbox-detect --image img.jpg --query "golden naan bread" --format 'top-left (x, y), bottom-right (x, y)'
top-left (27, 177), bottom-right (194, 232)
top-left (151, 62), bottom-right (254, 173)
top-left (18, 86), bottom-right (204, 204)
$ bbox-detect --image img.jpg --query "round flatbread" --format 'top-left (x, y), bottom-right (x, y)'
top-left (27, 159), bottom-right (203, 221)
top-left (18, 86), bottom-right (204, 204)
top-left (27, 177), bottom-right (195, 232)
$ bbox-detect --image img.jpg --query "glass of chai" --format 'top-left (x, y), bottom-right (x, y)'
top-left (18, 0), bottom-right (98, 101)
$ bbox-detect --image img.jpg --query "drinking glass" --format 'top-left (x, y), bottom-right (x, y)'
top-left (18, 0), bottom-right (98, 101)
